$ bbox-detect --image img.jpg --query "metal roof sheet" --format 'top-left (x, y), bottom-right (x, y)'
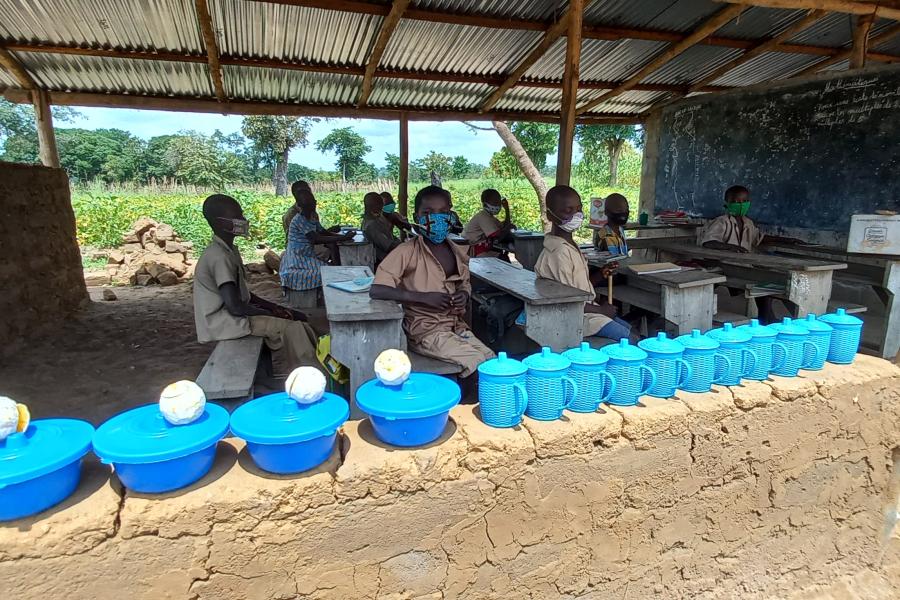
top-left (577, 38), bottom-right (670, 83)
top-left (708, 50), bottom-right (824, 87)
top-left (223, 65), bottom-right (361, 104)
top-left (369, 78), bottom-right (492, 109)
top-left (641, 44), bottom-right (743, 85)
top-left (584, 0), bottom-right (721, 31)
top-left (715, 5), bottom-right (808, 39)
top-left (412, 0), bottom-right (569, 23)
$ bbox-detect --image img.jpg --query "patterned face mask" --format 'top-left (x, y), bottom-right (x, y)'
top-left (417, 213), bottom-right (452, 244)
top-left (218, 217), bottom-right (250, 236)
top-left (484, 204), bottom-right (502, 215)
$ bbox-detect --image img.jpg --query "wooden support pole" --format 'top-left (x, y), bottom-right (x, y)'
top-left (0, 46), bottom-right (37, 89)
top-left (32, 89), bottom-right (59, 168)
top-left (577, 4), bottom-right (747, 115)
top-left (195, 0), bottom-right (226, 102)
top-left (358, 0), bottom-right (410, 107)
top-left (850, 13), bottom-right (876, 69)
top-left (792, 23), bottom-right (900, 78)
top-left (715, 0), bottom-right (900, 21)
top-left (556, 0), bottom-right (583, 186)
top-left (398, 112), bottom-right (409, 218)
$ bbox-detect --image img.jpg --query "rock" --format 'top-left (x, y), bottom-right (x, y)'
top-left (135, 273), bottom-right (153, 286)
top-left (102, 289), bottom-right (118, 301)
top-left (157, 271), bottom-right (179, 286)
top-left (156, 223), bottom-right (175, 241)
top-left (122, 243), bottom-right (143, 254)
top-left (182, 241), bottom-right (194, 249)
top-left (107, 250), bottom-right (125, 265)
top-left (140, 229), bottom-right (158, 248)
top-left (121, 232), bottom-right (140, 244)
top-left (165, 240), bottom-right (187, 254)
top-left (129, 217), bottom-right (158, 240)
top-left (246, 262), bottom-right (270, 275)
top-left (84, 271), bottom-right (111, 286)
top-left (88, 250), bottom-right (108, 260)
top-left (263, 250), bottom-right (281, 273)
top-left (142, 253), bottom-right (187, 278)
top-left (145, 242), bottom-right (165, 255)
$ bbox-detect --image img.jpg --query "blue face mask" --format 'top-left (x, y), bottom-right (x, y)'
top-left (383, 202), bottom-right (396, 214)
top-left (417, 213), bottom-right (451, 244)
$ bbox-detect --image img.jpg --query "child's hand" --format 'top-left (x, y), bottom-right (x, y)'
top-left (418, 292), bottom-right (453, 310)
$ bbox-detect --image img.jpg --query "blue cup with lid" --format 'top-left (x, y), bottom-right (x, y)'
top-left (477, 352), bottom-right (529, 428)
top-left (563, 342), bottom-right (617, 412)
top-left (706, 323), bottom-right (758, 386)
top-left (93, 403), bottom-right (230, 493)
top-left (796, 314), bottom-right (832, 370)
top-left (230, 392), bottom-right (349, 474)
top-left (638, 333), bottom-right (692, 398)
top-left (767, 317), bottom-right (820, 377)
top-left (522, 347), bottom-right (578, 420)
top-left (675, 329), bottom-right (732, 393)
top-left (737, 319), bottom-right (788, 380)
top-left (818, 308), bottom-right (864, 364)
top-left (357, 373), bottom-right (460, 447)
top-left (1, 418), bottom-right (95, 521)
top-left (602, 339), bottom-right (657, 406)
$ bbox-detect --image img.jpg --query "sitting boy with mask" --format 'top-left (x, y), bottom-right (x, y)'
top-left (463, 188), bottom-right (515, 256)
top-left (700, 185), bottom-right (763, 253)
top-left (593, 192), bottom-right (630, 256)
top-left (370, 186), bottom-right (495, 385)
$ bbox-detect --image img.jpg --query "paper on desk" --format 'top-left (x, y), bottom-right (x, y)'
top-left (628, 262), bottom-right (682, 275)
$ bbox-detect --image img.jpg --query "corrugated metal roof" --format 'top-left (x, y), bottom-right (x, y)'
top-left (709, 50), bottom-right (823, 87)
top-left (223, 65), bottom-right (361, 104)
top-left (578, 88), bottom-right (668, 114)
top-left (787, 11), bottom-right (853, 47)
top-left (578, 38), bottom-right (670, 82)
top-left (370, 79), bottom-right (491, 109)
top-left (715, 5), bottom-right (807, 40)
top-left (642, 44), bottom-right (743, 85)
top-left (584, 0), bottom-right (721, 31)
top-left (0, 67), bottom-right (18, 88)
top-left (412, 0), bottom-right (569, 23)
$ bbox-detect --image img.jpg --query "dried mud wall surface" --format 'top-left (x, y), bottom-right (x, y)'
top-left (0, 162), bottom-right (86, 345)
top-left (2, 356), bottom-right (899, 600)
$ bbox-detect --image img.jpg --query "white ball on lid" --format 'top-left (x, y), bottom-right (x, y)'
top-left (159, 381), bottom-right (207, 425)
top-left (0, 396), bottom-right (18, 441)
top-left (374, 349), bottom-right (412, 386)
top-left (286, 366), bottom-right (327, 404)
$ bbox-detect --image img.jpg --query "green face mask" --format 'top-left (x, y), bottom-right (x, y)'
top-left (726, 201), bottom-right (751, 217)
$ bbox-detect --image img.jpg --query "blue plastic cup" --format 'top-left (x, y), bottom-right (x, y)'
top-left (478, 352), bottom-right (529, 428)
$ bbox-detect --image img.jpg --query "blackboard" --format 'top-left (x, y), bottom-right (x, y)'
top-left (654, 67), bottom-right (900, 232)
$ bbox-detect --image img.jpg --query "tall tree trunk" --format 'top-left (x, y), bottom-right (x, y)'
top-left (608, 139), bottom-right (624, 187)
top-left (492, 120), bottom-right (550, 231)
top-left (274, 148), bottom-right (289, 196)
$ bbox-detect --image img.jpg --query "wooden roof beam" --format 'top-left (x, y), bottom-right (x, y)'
top-left (791, 22), bottom-right (900, 77)
top-left (195, 0), bottom-right (226, 102)
top-left (0, 46), bottom-right (37, 89)
top-left (850, 13), bottom-right (876, 68)
top-left (357, 0), bottom-right (409, 107)
top-left (576, 4), bottom-right (747, 116)
top-left (716, 0), bottom-right (900, 21)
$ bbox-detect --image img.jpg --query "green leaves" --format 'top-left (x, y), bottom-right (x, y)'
top-left (315, 127), bottom-right (373, 182)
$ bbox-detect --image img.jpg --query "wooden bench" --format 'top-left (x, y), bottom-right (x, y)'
top-left (469, 257), bottom-right (592, 351)
top-left (196, 336), bottom-right (265, 402)
top-left (826, 300), bottom-right (867, 314)
top-left (713, 311), bottom-right (752, 327)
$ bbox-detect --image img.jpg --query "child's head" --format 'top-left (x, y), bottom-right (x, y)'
top-left (604, 193), bottom-right (629, 226)
top-left (414, 185), bottom-right (451, 219)
top-left (724, 185), bottom-right (751, 217)
top-left (481, 188), bottom-right (502, 214)
top-left (202, 194), bottom-right (247, 237)
top-left (364, 192), bottom-right (385, 217)
top-left (546, 185), bottom-right (582, 227)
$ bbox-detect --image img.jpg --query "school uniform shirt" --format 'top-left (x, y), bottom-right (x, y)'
top-left (362, 213), bottom-right (400, 263)
top-left (534, 234), bottom-right (612, 336)
top-left (462, 208), bottom-right (502, 244)
top-left (593, 224), bottom-right (629, 256)
top-left (280, 212), bottom-right (327, 291)
top-left (700, 214), bottom-right (764, 252)
top-left (193, 235), bottom-right (252, 343)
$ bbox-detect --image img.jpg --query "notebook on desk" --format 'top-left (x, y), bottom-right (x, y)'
top-left (327, 276), bottom-right (374, 293)
top-left (628, 262), bottom-right (682, 275)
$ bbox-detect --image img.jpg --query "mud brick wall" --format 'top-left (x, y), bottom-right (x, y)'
top-left (0, 162), bottom-right (86, 345)
top-left (2, 357), bottom-right (899, 599)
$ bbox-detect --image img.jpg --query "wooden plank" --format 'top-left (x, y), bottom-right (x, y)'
top-left (32, 89), bottom-right (59, 168)
top-left (511, 234), bottom-right (545, 271)
top-left (469, 257), bottom-right (593, 305)
top-left (337, 240), bottom-right (375, 269)
top-left (791, 23), bottom-right (900, 78)
top-left (625, 266), bottom-right (726, 289)
top-left (0, 46), bottom-right (36, 89)
top-left (787, 270), bottom-right (833, 316)
top-left (826, 301), bottom-right (867, 314)
top-left (649, 241), bottom-right (847, 272)
top-left (662, 284), bottom-right (717, 334)
top-left (357, 0), bottom-right (410, 107)
top-left (713, 311), bottom-right (751, 326)
top-left (196, 337), bottom-right (264, 400)
top-left (850, 13), bottom-right (876, 69)
top-left (596, 284), bottom-right (662, 313)
top-left (556, 0), bottom-right (583, 186)
top-left (194, 0), bottom-right (226, 102)
top-left (329, 319), bottom-right (406, 414)
top-left (321, 266), bottom-right (405, 322)
top-left (524, 302), bottom-right (586, 351)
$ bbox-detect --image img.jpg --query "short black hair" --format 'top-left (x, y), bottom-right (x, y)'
top-left (291, 180), bottom-right (311, 199)
top-left (202, 194), bottom-right (240, 225)
top-left (724, 185), bottom-right (749, 203)
top-left (414, 185), bottom-right (451, 213)
top-left (481, 188), bottom-right (501, 204)
top-left (546, 185), bottom-right (579, 212)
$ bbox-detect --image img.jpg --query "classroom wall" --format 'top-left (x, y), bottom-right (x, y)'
top-left (0, 162), bottom-right (87, 345)
top-left (3, 357), bottom-right (899, 599)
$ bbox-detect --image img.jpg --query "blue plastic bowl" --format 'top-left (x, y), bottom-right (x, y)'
top-left (0, 459), bottom-right (82, 521)
top-left (369, 413), bottom-right (450, 447)
top-left (111, 444), bottom-right (218, 494)
top-left (245, 433), bottom-right (337, 474)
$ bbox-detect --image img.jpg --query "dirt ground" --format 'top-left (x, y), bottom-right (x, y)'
top-left (0, 273), bottom-right (329, 426)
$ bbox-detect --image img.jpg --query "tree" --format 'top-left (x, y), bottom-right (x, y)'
top-left (383, 153), bottom-right (400, 180)
top-left (1, 98), bottom-right (79, 163)
top-left (492, 121), bottom-right (550, 230)
top-left (165, 132), bottom-right (247, 187)
top-left (450, 155), bottom-right (472, 180)
top-left (315, 127), bottom-right (372, 183)
top-left (509, 122), bottom-right (559, 171)
top-left (488, 149), bottom-right (520, 179)
top-left (241, 116), bottom-right (316, 196)
top-left (575, 124), bottom-right (642, 186)
top-left (420, 151), bottom-right (452, 179)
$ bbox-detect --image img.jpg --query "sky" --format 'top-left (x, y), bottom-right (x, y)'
top-left (71, 106), bottom-right (533, 170)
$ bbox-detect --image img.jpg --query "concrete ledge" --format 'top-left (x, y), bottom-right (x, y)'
top-left (2, 355), bottom-right (899, 599)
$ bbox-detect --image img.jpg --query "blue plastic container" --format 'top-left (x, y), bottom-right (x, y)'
top-left (818, 308), bottom-right (864, 364)
top-left (230, 392), bottom-right (349, 474)
top-left (767, 317), bottom-right (820, 377)
top-left (638, 333), bottom-right (691, 398)
top-left (1, 418), bottom-right (94, 521)
top-left (706, 323), bottom-right (758, 386)
top-left (356, 373), bottom-right (460, 447)
top-left (602, 339), bottom-right (656, 406)
top-left (796, 314), bottom-right (833, 370)
top-left (523, 347), bottom-right (578, 420)
top-left (675, 329), bottom-right (732, 393)
top-left (563, 342), bottom-right (617, 412)
top-left (477, 352), bottom-right (528, 428)
top-left (93, 403), bottom-right (229, 493)
top-left (737, 319), bottom-right (788, 380)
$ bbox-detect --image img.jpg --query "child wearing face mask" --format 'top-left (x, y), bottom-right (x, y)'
top-left (463, 188), bottom-right (515, 256)
top-left (593, 193), bottom-right (630, 256)
top-left (700, 185), bottom-right (763, 254)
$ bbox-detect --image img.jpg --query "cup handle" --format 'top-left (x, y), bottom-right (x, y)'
top-left (599, 371), bottom-right (617, 403)
top-left (639, 365), bottom-right (657, 396)
top-left (801, 341), bottom-right (821, 369)
top-left (712, 353), bottom-right (733, 384)
top-left (562, 376), bottom-right (579, 410)
top-left (513, 383), bottom-right (529, 419)
top-left (741, 348), bottom-right (758, 376)
top-left (771, 342), bottom-right (788, 372)
top-left (676, 358), bottom-right (693, 387)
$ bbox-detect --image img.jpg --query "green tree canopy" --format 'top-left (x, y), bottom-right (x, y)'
top-left (383, 153), bottom-right (400, 180)
top-left (241, 116), bottom-right (316, 195)
top-left (575, 124), bottom-right (642, 186)
top-left (419, 151), bottom-right (452, 179)
top-left (509, 122), bottom-right (559, 171)
top-left (315, 127), bottom-right (372, 182)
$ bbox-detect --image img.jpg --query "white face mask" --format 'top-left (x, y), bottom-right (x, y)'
top-left (484, 204), bottom-right (502, 215)
top-left (558, 211), bottom-right (584, 232)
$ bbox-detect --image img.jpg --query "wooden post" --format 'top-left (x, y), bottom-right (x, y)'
top-left (556, 0), bottom-right (583, 186)
top-left (850, 14), bottom-right (876, 69)
top-left (399, 112), bottom-right (409, 218)
top-left (32, 89), bottom-right (59, 168)
top-left (358, 0), bottom-right (410, 107)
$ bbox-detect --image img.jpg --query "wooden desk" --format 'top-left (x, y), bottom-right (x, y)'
top-left (511, 231), bottom-right (545, 271)
top-left (643, 241), bottom-right (846, 318)
top-left (337, 238), bottom-right (374, 270)
top-left (470, 257), bottom-right (592, 351)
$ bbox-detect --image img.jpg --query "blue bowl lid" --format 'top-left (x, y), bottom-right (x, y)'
top-left (819, 308), bottom-right (863, 326)
top-left (602, 338), bottom-right (648, 361)
top-left (0, 418), bottom-right (94, 486)
top-left (675, 329), bottom-right (720, 350)
top-left (800, 313), bottom-right (833, 333)
top-left (356, 373), bottom-right (461, 419)
top-left (563, 342), bottom-right (609, 366)
top-left (707, 322), bottom-right (752, 344)
top-left (230, 392), bottom-right (349, 445)
top-left (93, 403), bottom-right (230, 465)
top-left (768, 317), bottom-right (808, 336)
top-left (638, 332), bottom-right (684, 355)
top-left (737, 318), bottom-right (777, 339)
top-left (478, 351), bottom-right (527, 376)
top-left (523, 347), bottom-right (571, 371)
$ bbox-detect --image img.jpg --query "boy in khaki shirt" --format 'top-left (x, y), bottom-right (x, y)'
top-left (463, 188), bottom-right (514, 257)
